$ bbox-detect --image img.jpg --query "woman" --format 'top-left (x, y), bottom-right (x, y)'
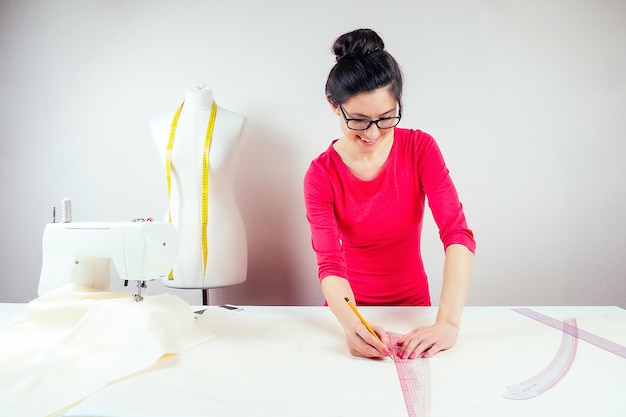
top-left (304, 29), bottom-right (476, 360)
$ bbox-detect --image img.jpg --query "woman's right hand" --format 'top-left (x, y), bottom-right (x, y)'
top-left (344, 321), bottom-right (392, 359)
top-left (321, 275), bottom-right (392, 359)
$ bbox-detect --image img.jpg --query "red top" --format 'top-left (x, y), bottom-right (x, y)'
top-left (304, 128), bottom-right (475, 306)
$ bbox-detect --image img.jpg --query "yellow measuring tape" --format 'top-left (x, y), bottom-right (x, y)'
top-left (165, 100), bottom-right (218, 278)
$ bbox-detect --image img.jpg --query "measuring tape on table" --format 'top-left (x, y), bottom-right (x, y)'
top-left (165, 100), bottom-right (217, 278)
top-left (388, 332), bottom-right (431, 417)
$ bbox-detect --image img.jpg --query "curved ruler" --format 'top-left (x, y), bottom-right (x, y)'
top-left (388, 332), bottom-right (431, 417)
top-left (165, 101), bottom-right (217, 278)
top-left (504, 317), bottom-right (578, 400)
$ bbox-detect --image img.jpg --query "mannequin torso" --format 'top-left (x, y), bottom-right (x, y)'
top-left (150, 86), bottom-right (247, 288)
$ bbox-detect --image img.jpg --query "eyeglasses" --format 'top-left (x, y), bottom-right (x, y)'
top-left (339, 105), bottom-right (402, 131)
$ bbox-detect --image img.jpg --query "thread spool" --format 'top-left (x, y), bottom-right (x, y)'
top-left (61, 198), bottom-right (72, 223)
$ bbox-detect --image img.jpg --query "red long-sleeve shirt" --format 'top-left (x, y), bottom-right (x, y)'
top-left (304, 128), bottom-right (475, 306)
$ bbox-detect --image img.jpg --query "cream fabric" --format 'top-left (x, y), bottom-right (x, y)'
top-left (0, 285), bottom-right (214, 417)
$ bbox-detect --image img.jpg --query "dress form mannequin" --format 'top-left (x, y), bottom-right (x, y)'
top-left (150, 85), bottom-right (247, 289)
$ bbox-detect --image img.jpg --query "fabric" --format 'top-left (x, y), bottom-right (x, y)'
top-left (304, 128), bottom-right (475, 305)
top-left (0, 285), bottom-right (214, 417)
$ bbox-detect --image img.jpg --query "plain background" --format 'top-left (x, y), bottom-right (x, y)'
top-left (1, 0), bottom-right (624, 307)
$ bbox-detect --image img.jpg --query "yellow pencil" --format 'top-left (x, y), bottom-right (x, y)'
top-left (344, 296), bottom-right (383, 343)
top-left (343, 297), bottom-right (393, 359)
top-left (345, 297), bottom-right (392, 359)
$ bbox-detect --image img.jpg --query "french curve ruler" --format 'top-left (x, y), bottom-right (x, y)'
top-left (387, 332), bottom-right (431, 417)
top-left (504, 317), bottom-right (578, 399)
top-left (505, 307), bottom-right (626, 400)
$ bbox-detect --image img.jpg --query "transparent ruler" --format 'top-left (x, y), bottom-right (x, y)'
top-left (388, 332), bottom-right (431, 417)
top-left (506, 307), bottom-right (626, 400)
top-left (504, 317), bottom-right (578, 399)
top-left (512, 308), bottom-right (626, 359)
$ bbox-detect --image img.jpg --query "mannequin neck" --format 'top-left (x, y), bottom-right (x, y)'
top-left (184, 85), bottom-right (214, 110)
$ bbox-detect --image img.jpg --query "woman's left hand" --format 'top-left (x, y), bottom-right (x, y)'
top-left (395, 320), bottom-right (460, 359)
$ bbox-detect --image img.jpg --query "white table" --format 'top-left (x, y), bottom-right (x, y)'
top-left (1, 304), bottom-right (624, 416)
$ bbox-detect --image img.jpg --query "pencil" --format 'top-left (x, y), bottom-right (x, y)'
top-left (344, 297), bottom-right (382, 343)
top-left (345, 297), bottom-right (392, 359)
top-left (343, 297), bottom-right (393, 359)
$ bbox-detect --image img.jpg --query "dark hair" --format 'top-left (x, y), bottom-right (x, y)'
top-left (325, 28), bottom-right (403, 107)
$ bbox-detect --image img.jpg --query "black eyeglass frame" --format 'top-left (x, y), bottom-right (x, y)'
top-left (338, 105), bottom-right (402, 131)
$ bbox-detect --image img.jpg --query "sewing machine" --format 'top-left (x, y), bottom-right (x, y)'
top-left (38, 221), bottom-right (179, 301)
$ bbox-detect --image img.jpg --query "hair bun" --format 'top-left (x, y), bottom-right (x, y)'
top-left (333, 28), bottom-right (385, 62)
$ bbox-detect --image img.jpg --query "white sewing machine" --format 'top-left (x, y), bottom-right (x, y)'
top-left (38, 221), bottom-right (179, 301)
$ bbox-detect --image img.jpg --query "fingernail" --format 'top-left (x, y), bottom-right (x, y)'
top-left (384, 348), bottom-right (393, 356)
top-left (409, 352), bottom-right (416, 359)
top-left (422, 352), bottom-right (429, 358)
top-left (398, 350), bottom-right (405, 358)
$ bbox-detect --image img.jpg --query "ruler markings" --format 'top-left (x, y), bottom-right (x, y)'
top-left (388, 332), bottom-right (431, 417)
top-left (504, 317), bottom-right (578, 400)
top-left (512, 308), bottom-right (626, 359)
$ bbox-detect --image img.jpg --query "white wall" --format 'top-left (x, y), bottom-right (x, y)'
top-left (1, 0), bottom-right (624, 307)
